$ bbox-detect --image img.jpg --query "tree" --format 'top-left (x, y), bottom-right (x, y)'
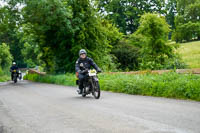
top-left (165, 0), bottom-right (177, 30)
top-left (173, 0), bottom-right (200, 42)
top-left (173, 21), bottom-right (200, 42)
top-left (22, 0), bottom-right (74, 73)
top-left (0, 43), bottom-right (13, 69)
top-left (135, 13), bottom-right (174, 70)
top-left (184, 2), bottom-right (200, 22)
top-left (70, 0), bottom-right (120, 71)
top-left (97, 0), bottom-right (166, 34)
top-left (176, 0), bottom-right (197, 15)
top-left (19, 30), bottom-right (41, 68)
top-left (21, 0), bottom-right (121, 73)
top-left (0, 3), bottom-right (26, 67)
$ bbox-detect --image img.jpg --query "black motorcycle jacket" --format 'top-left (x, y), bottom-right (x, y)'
top-left (10, 66), bottom-right (19, 71)
top-left (75, 57), bottom-right (100, 73)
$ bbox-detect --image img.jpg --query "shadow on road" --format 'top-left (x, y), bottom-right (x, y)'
top-left (0, 125), bottom-right (5, 133)
top-left (64, 95), bottom-right (102, 102)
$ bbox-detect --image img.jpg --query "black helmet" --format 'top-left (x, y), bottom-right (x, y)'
top-left (79, 49), bottom-right (87, 55)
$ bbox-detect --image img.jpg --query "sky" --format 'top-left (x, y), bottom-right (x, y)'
top-left (0, 1), bottom-right (8, 7)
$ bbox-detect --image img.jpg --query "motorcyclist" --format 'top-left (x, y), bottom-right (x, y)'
top-left (10, 62), bottom-right (19, 80)
top-left (75, 49), bottom-right (101, 94)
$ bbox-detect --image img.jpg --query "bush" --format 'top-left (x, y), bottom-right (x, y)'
top-left (111, 39), bottom-right (140, 71)
top-left (162, 55), bottom-right (188, 69)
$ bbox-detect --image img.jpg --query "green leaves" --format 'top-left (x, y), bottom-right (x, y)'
top-left (0, 43), bottom-right (13, 69)
top-left (134, 13), bottom-right (176, 70)
top-left (0, 3), bottom-right (26, 67)
top-left (19, 0), bottom-right (121, 73)
top-left (173, 22), bottom-right (200, 42)
top-left (22, 0), bottom-right (74, 72)
top-left (97, 0), bottom-right (166, 34)
top-left (1, 0), bottom-right (195, 72)
top-left (173, 0), bottom-right (200, 42)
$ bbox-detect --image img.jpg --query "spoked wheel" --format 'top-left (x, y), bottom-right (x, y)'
top-left (92, 81), bottom-right (100, 99)
top-left (82, 93), bottom-right (86, 97)
top-left (82, 85), bottom-right (87, 97)
top-left (14, 76), bottom-right (17, 83)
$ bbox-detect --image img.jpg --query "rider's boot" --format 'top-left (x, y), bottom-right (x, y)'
top-left (77, 88), bottom-right (83, 94)
top-left (77, 82), bottom-right (83, 94)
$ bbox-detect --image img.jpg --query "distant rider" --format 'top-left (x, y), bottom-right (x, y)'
top-left (10, 62), bottom-right (19, 80)
top-left (75, 49), bottom-right (101, 94)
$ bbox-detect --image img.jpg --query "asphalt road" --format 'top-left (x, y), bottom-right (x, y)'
top-left (0, 80), bottom-right (200, 133)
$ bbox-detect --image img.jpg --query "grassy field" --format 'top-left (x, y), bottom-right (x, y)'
top-left (24, 73), bottom-right (200, 101)
top-left (178, 41), bottom-right (200, 68)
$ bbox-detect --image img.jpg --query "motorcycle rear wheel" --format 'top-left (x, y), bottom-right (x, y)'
top-left (82, 93), bottom-right (86, 97)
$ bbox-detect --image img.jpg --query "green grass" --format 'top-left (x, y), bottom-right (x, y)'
top-left (24, 73), bottom-right (77, 86)
top-left (0, 75), bottom-right (10, 82)
top-left (178, 41), bottom-right (200, 68)
top-left (24, 73), bottom-right (200, 101)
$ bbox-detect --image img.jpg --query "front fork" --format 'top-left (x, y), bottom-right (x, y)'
top-left (91, 76), bottom-right (99, 92)
top-left (83, 76), bottom-right (98, 94)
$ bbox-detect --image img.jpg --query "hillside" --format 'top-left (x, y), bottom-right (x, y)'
top-left (178, 41), bottom-right (200, 68)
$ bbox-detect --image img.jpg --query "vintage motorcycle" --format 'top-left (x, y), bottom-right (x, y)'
top-left (18, 70), bottom-right (22, 80)
top-left (76, 69), bottom-right (101, 99)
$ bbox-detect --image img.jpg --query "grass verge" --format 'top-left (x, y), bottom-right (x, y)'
top-left (0, 75), bottom-right (10, 82)
top-left (0, 68), bottom-right (10, 82)
top-left (178, 41), bottom-right (200, 68)
top-left (24, 72), bottom-right (200, 101)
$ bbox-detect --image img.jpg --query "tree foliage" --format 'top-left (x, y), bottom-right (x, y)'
top-left (0, 43), bottom-right (13, 69)
top-left (0, 0), bottom-right (194, 72)
top-left (173, 0), bottom-right (200, 42)
top-left (111, 39), bottom-right (140, 71)
top-left (21, 0), bottom-right (74, 73)
top-left (17, 23), bottom-right (41, 68)
top-left (97, 0), bottom-right (165, 34)
top-left (135, 13), bottom-right (176, 69)
top-left (0, 2), bottom-right (26, 67)
top-left (19, 0), bottom-right (121, 73)
top-left (176, 0), bottom-right (197, 15)
top-left (165, 0), bottom-right (177, 35)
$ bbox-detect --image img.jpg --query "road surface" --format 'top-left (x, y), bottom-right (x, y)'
top-left (0, 81), bottom-right (200, 133)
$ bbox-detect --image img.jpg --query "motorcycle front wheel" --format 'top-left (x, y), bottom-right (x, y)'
top-left (92, 81), bottom-right (100, 99)
top-left (14, 77), bottom-right (17, 83)
top-left (82, 84), bottom-right (87, 97)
